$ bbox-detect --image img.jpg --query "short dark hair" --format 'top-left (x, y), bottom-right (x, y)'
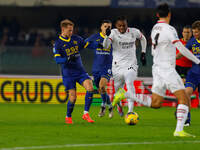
top-left (192, 20), bottom-right (200, 30)
top-left (101, 20), bottom-right (112, 26)
top-left (183, 25), bottom-right (191, 29)
top-left (115, 16), bottom-right (127, 24)
top-left (156, 3), bottom-right (171, 18)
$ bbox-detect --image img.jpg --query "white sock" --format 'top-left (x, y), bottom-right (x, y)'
top-left (125, 93), bottom-right (152, 107)
top-left (175, 104), bottom-right (189, 132)
top-left (127, 99), bottom-right (134, 113)
top-left (84, 111), bottom-right (89, 114)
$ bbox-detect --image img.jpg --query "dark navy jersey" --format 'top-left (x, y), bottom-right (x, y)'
top-left (186, 37), bottom-right (200, 74)
top-left (84, 32), bottom-right (112, 73)
top-left (53, 35), bottom-right (87, 77)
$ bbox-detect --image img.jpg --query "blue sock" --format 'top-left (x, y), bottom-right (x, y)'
top-left (84, 91), bottom-right (93, 112)
top-left (101, 93), bottom-right (107, 106)
top-left (67, 101), bottom-right (75, 117)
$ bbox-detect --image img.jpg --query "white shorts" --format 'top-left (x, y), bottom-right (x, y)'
top-left (112, 63), bottom-right (138, 91)
top-left (152, 66), bottom-right (185, 97)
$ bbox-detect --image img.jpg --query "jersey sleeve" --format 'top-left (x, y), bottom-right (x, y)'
top-left (84, 34), bottom-right (96, 49)
top-left (134, 28), bottom-right (143, 39)
top-left (53, 40), bottom-right (67, 64)
top-left (53, 40), bottom-right (62, 57)
top-left (167, 27), bottom-right (179, 44)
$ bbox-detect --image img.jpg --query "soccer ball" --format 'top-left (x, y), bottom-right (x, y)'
top-left (124, 112), bottom-right (139, 125)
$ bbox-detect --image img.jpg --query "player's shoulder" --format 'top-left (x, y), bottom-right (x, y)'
top-left (165, 24), bottom-right (177, 33)
top-left (71, 34), bottom-right (84, 41)
top-left (128, 27), bottom-right (142, 35)
top-left (111, 28), bottom-right (118, 34)
top-left (55, 36), bottom-right (63, 46)
top-left (88, 33), bottom-right (99, 39)
top-left (85, 33), bottom-right (99, 42)
top-left (187, 37), bottom-right (196, 44)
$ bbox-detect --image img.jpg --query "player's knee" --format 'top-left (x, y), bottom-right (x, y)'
top-left (151, 99), bottom-right (162, 108)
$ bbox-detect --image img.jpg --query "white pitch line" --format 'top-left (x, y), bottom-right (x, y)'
top-left (1, 140), bottom-right (200, 150)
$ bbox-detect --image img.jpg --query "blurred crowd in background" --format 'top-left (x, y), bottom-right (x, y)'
top-left (0, 6), bottom-right (199, 75)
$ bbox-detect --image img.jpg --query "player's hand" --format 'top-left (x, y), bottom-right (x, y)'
top-left (106, 28), bottom-right (111, 36)
top-left (140, 52), bottom-right (146, 66)
top-left (68, 55), bottom-right (76, 62)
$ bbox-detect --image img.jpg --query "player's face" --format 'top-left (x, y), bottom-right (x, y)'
top-left (192, 28), bottom-right (200, 40)
top-left (101, 23), bottom-right (112, 35)
top-left (182, 28), bottom-right (192, 41)
top-left (115, 20), bottom-right (128, 34)
top-left (62, 25), bottom-right (73, 38)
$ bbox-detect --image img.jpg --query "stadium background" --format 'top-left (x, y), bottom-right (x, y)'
top-left (0, 0), bottom-right (200, 105)
top-left (1, 1), bottom-right (200, 150)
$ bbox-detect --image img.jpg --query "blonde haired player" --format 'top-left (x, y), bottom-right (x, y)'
top-left (103, 16), bottom-right (147, 115)
top-left (112, 3), bottom-right (200, 137)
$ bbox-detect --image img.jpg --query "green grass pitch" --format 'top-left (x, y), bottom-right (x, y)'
top-left (0, 103), bottom-right (200, 150)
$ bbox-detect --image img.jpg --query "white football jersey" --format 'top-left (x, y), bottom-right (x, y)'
top-left (109, 28), bottom-right (143, 66)
top-left (151, 21), bottom-right (179, 68)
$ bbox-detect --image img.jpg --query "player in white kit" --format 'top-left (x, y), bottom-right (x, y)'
top-left (103, 16), bottom-right (147, 115)
top-left (112, 3), bottom-right (200, 137)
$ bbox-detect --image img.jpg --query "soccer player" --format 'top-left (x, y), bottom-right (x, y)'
top-left (184, 20), bottom-right (200, 126)
top-left (53, 19), bottom-right (95, 124)
top-left (84, 20), bottom-right (113, 118)
top-left (176, 26), bottom-right (192, 82)
top-left (112, 3), bottom-right (200, 137)
top-left (103, 16), bottom-right (147, 115)
top-left (175, 26), bottom-right (192, 126)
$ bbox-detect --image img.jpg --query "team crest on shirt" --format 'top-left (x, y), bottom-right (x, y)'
top-left (118, 36), bottom-right (121, 39)
top-left (63, 44), bottom-right (66, 47)
top-left (73, 41), bottom-right (78, 44)
top-left (96, 39), bottom-right (100, 41)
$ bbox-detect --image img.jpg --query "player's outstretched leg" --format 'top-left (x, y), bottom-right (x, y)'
top-left (112, 88), bottom-right (126, 106)
top-left (65, 100), bottom-right (75, 124)
top-left (112, 88), bottom-right (152, 107)
top-left (82, 91), bottom-right (95, 123)
top-left (127, 99), bottom-right (134, 114)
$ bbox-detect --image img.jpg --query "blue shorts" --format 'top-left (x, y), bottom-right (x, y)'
top-left (62, 73), bottom-right (91, 91)
top-left (93, 66), bottom-right (112, 88)
top-left (185, 69), bottom-right (200, 91)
